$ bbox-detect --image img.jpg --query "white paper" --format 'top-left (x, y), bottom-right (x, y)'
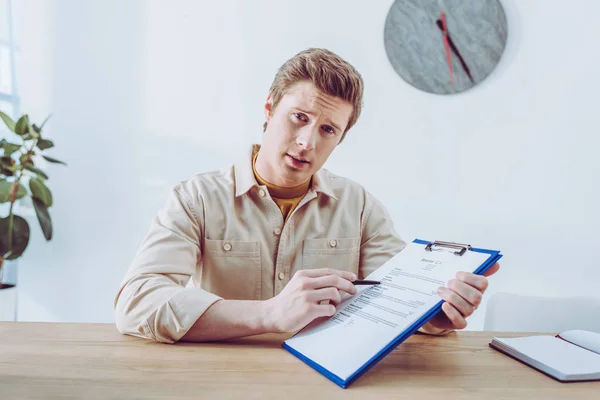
top-left (284, 241), bottom-right (492, 380)
top-left (493, 336), bottom-right (600, 378)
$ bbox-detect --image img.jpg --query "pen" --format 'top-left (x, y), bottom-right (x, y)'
top-left (352, 280), bottom-right (381, 285)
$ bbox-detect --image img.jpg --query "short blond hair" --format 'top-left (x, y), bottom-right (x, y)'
top-left (264, 48), bottom-right (364, 142)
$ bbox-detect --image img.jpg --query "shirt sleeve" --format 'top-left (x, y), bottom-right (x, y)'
top-left (114, 183), bottom-right (222, 343)
top-left (358, 192), bottom-right (407, 279)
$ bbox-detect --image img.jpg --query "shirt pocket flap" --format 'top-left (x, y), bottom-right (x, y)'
top-left (303, 237), bottom-right (361, 254)
top-left (204, 238), bottom-right (260, 257)
top-left (201, 238), bottom-right (261, 300)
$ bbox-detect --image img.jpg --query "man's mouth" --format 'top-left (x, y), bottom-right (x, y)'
top-left (286, 154), bottom-right (310, 164)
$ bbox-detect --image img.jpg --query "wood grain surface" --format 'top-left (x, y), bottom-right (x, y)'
top-left (1, 322), bottom-right (598, 399)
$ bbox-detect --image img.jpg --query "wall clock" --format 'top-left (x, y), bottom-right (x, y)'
top-left (384, 0), bottom-right (508, 95)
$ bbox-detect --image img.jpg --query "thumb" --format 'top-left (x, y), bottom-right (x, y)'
top-left (483, 262), bottom-right (500, 277)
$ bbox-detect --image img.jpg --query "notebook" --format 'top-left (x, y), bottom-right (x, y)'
top-left (282, 239), bottom-right (502, 388)
top-left (489, 330), bottom-right (600, 382)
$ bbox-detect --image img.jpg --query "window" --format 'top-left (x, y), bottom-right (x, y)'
top-left (0, 0), bottom-right (19, 124)
top-left (0, 0), bottom-right (20, 233)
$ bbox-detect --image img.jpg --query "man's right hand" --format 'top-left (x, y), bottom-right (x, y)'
top-left (263, 268), bottom-right (358, 333)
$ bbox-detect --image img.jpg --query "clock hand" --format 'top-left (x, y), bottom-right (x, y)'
top-left (439, 12), bottom-right (454, 86)
top-left (436, 17), bottom-right (475, 84)
top-left (446, 33), bottom-right (475, 84)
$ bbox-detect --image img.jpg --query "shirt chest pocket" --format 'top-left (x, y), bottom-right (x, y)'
top-left (201, 239), bottom-right (261, 300)
top-left (302, 237), bottom-right (361, 274)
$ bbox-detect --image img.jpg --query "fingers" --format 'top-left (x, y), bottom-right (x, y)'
top-left (309, 275), bottom-right (357, 296)
top-left (435, 268), bottom-right (496, 331)
top-left (438, 285), bottom-right (476, 317)
top-left (441, 302), bottom-right (467, 329)
top-left (448, 279), bottom-right (483, 308)
top-left (482, 262), bottom-right (500, 277)
top-left (313, 303), bottom-right (337, 319)
top-left (297, 268), bottom-right (356, 282)
top-left (308, 287), bottom-right (342, 304)
top-left (455, 271), bottom-right (489, 293)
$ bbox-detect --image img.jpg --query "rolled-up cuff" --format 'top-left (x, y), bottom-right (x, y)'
top-left (147, 288), bottom-right (222, 343)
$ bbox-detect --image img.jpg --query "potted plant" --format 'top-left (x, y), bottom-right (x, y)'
top-left (0, 111), bottom-right (65, 300)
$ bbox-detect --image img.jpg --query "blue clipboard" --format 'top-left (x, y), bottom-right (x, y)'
top-left (282, 238), bottom-right (503, 389)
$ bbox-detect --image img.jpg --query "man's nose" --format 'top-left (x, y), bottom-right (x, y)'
top-left (295, 126), bottom-right (317, 150)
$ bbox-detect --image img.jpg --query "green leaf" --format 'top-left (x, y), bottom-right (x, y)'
top-left (24, 164), bottom-right (49, 180)
top-left (27, 119), bottom-right (39, 139)
top-left (0, 215), bottom-right (31, 259)
top-left (15, 115), bottom-right (29, 136)
top-left (36, 139), bottom-right (54, 150)
top-left (19, 153), bottom-right (33, 167)
top-left (30, 178), bottom-right (52, 207)
top-left (42, 155), bottom-right (66, 166)
top-left (0, 181), bottom-right (26, 203)
top-left (0, 139), bottom-right (21, 156)
top-left (0, 111), bottom-right (16, 132)
top-left (0, 182), bottom-right (9, 203)
top-left (32, 197), bottom-right (52, 241)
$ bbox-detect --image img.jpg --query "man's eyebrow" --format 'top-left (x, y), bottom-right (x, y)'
top-left (295, 107), bottom-right (343, 132)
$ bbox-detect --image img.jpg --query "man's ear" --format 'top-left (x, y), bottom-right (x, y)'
top-left (264, 94), bottom-right (273, 123)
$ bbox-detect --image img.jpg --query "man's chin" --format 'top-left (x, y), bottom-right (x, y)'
top-left (281, 165), bottom-right (313, 184)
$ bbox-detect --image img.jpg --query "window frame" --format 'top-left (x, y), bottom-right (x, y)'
top-left (0, 0), bottom-right (20, 119)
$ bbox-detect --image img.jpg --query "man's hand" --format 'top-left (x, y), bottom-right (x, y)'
top-left (425, 262), bottom-right (500, 332)
top-left (264, 268), bottom-right (357, 333)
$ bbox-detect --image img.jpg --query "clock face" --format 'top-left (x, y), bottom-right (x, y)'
top-left (384, 0), bottom-right (508, 94)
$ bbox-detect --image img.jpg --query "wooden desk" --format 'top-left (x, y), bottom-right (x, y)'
top-left (0, 323), bottom-right (597, 399)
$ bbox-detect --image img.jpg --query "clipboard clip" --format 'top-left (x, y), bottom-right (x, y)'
top-left (425, 240), bottom-right (472, 256)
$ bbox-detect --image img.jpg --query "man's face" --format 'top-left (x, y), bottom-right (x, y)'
top-left (258, 81), bottom-right (353, 187)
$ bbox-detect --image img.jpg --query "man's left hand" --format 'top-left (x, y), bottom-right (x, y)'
top-left (425, 262), bottom-right (500, 332)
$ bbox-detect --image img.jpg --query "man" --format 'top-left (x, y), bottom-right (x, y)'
top-left (114, 48), bottom-right (499, 343)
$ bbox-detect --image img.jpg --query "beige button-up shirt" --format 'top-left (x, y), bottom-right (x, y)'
top-left (114, 144), bottom-right (407, 343)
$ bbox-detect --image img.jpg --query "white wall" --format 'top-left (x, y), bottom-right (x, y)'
top-left (12, 0), bottom-right (600, 330)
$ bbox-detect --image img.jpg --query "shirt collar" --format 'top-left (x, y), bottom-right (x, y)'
top-left (234, 144), bottom-right (261, 197)
top-left (312, 168), bottom-right (338, 200)
top-left (234, 144), bottom-right (338, 201)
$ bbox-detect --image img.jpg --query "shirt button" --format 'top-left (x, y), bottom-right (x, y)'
top-left (273, 228), bottom-right (281, 235)
top-left (223, 243), bottom-right (232, 251)
top-left (329, 239), bottom-right (337, 248)
top-left (258, 189), bottom-right (266, 197)
top-left (278, 272), bottom-right (285, 280)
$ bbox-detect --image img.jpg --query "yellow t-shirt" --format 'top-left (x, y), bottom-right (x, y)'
top-left (252, 154), bottom-right (310, 222)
